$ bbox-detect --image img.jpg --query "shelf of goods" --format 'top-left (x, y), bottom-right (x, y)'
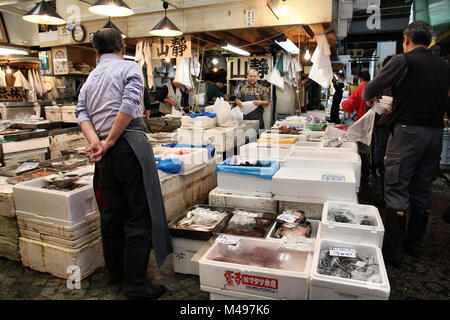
top-left (216, 157), bottom-right (280, 197)
top-left (199, 236), bottom-right (313, 300)
top-left (309, 239), bottom-right (390, 300)
top-left (321, 202), bottom-right (384, 248)
top-left (208, 186), bottom-right (278, 214)
top-left (283, 149), bottom-right (362, 192)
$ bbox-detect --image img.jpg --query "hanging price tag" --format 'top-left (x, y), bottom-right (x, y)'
top-left (277, 212), bottom-right (300, 224)
top-left (234, 210), bottom-right (259, 218)
top-left (329, 247), bottom-right (357, 258)
top-left (215, 234), bottom-right (240, 246)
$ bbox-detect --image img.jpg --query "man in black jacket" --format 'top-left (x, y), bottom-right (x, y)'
top-left (363, 21), bottom-right (450, 266)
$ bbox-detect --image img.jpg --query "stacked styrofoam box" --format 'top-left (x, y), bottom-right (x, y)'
top-left (45, 106), bottom-right (63, 122)
top-left (13, 173), bottom-right (104, 280)
top-left (181, 115), bottom-right (217, 130)
top-left (266, 219), bottom-right (322, 243)
top-left (203, 285), bottom-right (276, 300)
top-left (309, 239), bottom-right (390, 300)
top-left (61, 105), bottom-right (78, 123)
top-left (177, 127), bottom-right (236, 154)
top-left (321, 202), bottom-right (384, 248)
top-left (272, 168), bottom-right (357, 204)
top-left (199, 237), bottom-right (313, 300)
top-left (172, 237), bottom-right (208, 275)
top-left (0, 180), bottom-right (20, 261)
top-left (153, 146), bottom-right (208, 175)
top-left (1, 137), bottom-right (50, 167)
top-left (294, 142), bottom-right (358, 153)
top-left (239, 142), bottom-right (293, 166)
top-left (284, 149), bottom-right (361, 192)
top-left (209, 187), bottom-right (278, 214)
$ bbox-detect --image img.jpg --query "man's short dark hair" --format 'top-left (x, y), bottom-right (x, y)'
top-left (358, 71), bottom-right (371, 82)
top-left (403, 21), bottom-right (433, 47)
top-left (382, 55), bottom-right (393, 68)
top-left (93, 28), bottom-right (124, 55)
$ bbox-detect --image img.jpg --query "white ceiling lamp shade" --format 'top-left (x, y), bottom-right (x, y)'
top-left (304, 49), bottom-right (311, 60)
top-left (275, 38), bottom-right (299, 54)
top-left (0, 46), bottom-right (29, 56)
top-left (221, 44), bottom-right (250, 56)
top-left (22, 1), bottom-right (66, 25)
top-left (274, 0), bottom-right (289, 17)
top-left (149, 1), bottom-right (183, 37)
top-left (89, 0), bottom-right (134, 17)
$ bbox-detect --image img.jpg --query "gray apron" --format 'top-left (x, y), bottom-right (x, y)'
top-left (93, 117), bottom-right (173, 268)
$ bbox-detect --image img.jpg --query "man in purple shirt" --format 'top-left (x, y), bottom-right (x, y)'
top-left (76, 28), bottom-right (172, 299)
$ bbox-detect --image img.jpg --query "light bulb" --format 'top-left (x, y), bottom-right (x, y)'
top-left (212, 58), bottom-right (218, 65)
top-left (6, 66), bottom-right (12, 74)
top-left (279, 1), bottom-right (288, 16)
top-left (304, 49), bottom-right (311, 61)
top-left (165, 57), bottom-right (171, 63)
top-left (213, 67), bottom-right (218, 73)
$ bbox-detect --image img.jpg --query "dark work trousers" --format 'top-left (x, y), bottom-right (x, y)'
top-left (373, 125), bottom-right (390, 193)
top-left (96, 137), bottom-right (152, 278)
top-left (244, 105), bottom-right (265, 129)
top-left (384, 123), bottom-right (443, 211)
top-left (357, 141), bottom-right (371, 186)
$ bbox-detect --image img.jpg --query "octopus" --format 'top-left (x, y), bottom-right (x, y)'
top-left (275, 221), bottom-right (312, 239)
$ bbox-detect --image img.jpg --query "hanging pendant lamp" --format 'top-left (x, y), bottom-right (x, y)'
top-left (22, 1), bottom-right (66, 25)
top-left (149, 1), bottom-right (183, 37)
top-left (89, 0), bottom-right (134, 17)
top-left (102, 18), bottom-right (127, 38)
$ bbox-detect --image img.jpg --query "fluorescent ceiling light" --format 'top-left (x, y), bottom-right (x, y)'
top-left (22, 1), bottom-right (66, 25)
top-left (0, 47), bottom-right (29, 56)
top-left (89, 0), bottom-right (134, 17)
top-left (123, 54), bottom-right (135, 60)
top-left (221, 44), bottom-right (250, 56)
top-left (275, 38), bottom-right (299, 54)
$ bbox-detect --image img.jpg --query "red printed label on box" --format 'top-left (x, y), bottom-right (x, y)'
top-left (224, 270), bottom-right (278, 293)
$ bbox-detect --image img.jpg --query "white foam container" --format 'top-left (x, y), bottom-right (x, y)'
top-left (13, 177), bottom-right (99, 227)
top-left (45, 106), bottom-right (63, 122)
top-left (202, 285), bottom-right (276, 300)
top-left (284, 150), bottom-right (361, 191)
top-left (153, 146), bottom-right (208, 174)
top-left (266, 219), bottom-right (321, 241)
top-left (294, 142), bottom-right (358, 153)
top-left (272, 168), bottom-right (357, 204)
top-left (321, 201), bottom-right (384, 248)
top-left (209, 187), bottom-right (278, 213)
top-left (309, 239), bottom-right (390, 300)
top-left (172, 237), bottom-right (208, 275)
top-left (181, 115), bottom-right (217, 130)
top-left (279, 201), bottom-right (324, 220)
top-left (1, 137), bottom-right (49, 155)
top-left (61, 105), bottom-right (78, 123)
top-left (239, 142), bottom-right (293, 165)
top-left (177, 127), bottom-right (235, 153)
top-left (259, 133), bottom-right (300, 141)
top-left (199, 237), bottom-right (313, 300)
top-left (19, 236), bottom-right (104, 280)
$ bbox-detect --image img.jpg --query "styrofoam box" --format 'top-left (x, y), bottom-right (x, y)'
top-left (17, 211), bottom-right (100, 240)
top-left (0, 182), bottom-right (15, 218)
top-left (309, 239), bottom-right (390, 300)
top-left (321, 201), bottom-right (384, 248)
top-left (209, 187), bottom-right (278, 213)
top-left (181, 115), bottom-right (217, 130)
top-left (272, 168), bottom-right (358, 204)
top-left (217, 168), bottom-right (273, 197)
top-left (266, 219), bottom-right (321, 241)
top-left (153, 146), bottom-right (209, 173)
top-left (19, 236), bottom-right (105, 280)
top-left (294, 142), bottom-right (358, 153)
top-left (172, 237), bottom-right (206, 275)
top-left (279, 201), bottom-right (324, 220)
top-left (13, 177), bottom-right (98, 226)
top-left (1, 137), bottom-right (49, 155)
top-left (45, 106), bottom-right (62, 122)
top-left (284, 149), bottom-right (361, 191)
top-left (199, 237), bottom-right (313, 300)
top-left (202, 285), bottom-right (276, 300)
top-left (177, 127), bottom-right (236, 153)
top-left (260, 133), bottom-right (300, 141)
top-left (239, 142), bottom-right (293, 165)
top-left (61, 105), bottom-right (78, 123)
top-left (20, 228), bottom-right (100, 249)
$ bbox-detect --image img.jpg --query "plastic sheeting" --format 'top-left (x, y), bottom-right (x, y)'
top-left (216, 158), bottom-right (281, 180)
top-left (346, 108), bottom-right (376, 146)
top-left (155, 158), bottom-right (183, 174)
top-left (188, 112), bottom-right (216, 118)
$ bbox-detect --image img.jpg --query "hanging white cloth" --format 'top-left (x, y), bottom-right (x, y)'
top-left (0, 68), bottom-right (6, 87)
top-left (143, 39), bottom-right (154, 90)
top-left (26, 69), bottom-right (37, 102)
top-left (190, 50), bottom-right (201, 77)
top-left (309, 34), bottom-right (333, 88)
top-left (38, 70), bottom-right (46, 96)
top-left (32, 69), bottom-right (43, 96)
top-left (135, 40), bottom-right (145, 67)
top-left (268, 54), bottom-right (285, 90)
top-left (13, 70), bottom-right (32, 90)
top-left (175, 57), bottom-right (192, 89)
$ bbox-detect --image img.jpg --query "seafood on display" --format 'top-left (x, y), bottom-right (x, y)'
top-left (317, 249), bottom-right (382, 283)
top-left (172, 207), bottom-right (228, 232)
top-left (210, 246), bottom-right (286, 269)
top-left (221, 210), bottom-right (273, 238)
top-left (275, 210), bottom-right (312, 239)
top-left (328, 204), bottom-right (374, 226)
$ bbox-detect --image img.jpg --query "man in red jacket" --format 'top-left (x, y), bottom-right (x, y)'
top-left (342, 71), bottom-right (372, 188)
top-left (342, 72), bottom-right (371, 121)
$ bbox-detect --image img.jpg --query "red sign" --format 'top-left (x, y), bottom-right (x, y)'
top-left (224, 271), bottom-right (278, 290)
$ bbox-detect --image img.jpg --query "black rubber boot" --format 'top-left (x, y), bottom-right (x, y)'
top-left (123, 238), bottom-right (165, 300)
top-left (360, 153), bottom-right (371, 186)
top-left (382, 208), bottom-right (406, 267)
top-left (101, 235), bottom-right (125, 284)
top-left (404, 206), bottom-right (429, 258)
